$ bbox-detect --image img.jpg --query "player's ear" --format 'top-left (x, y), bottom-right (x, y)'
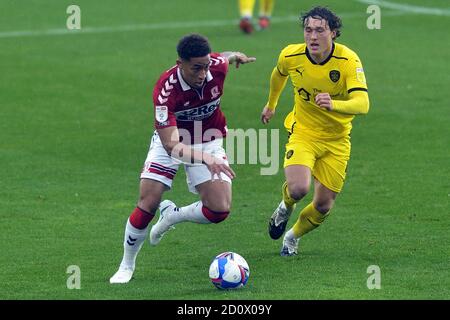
top-left (176, 58), bottom-right (187, 71)
top-left (331, 30), bottom-right (337, 40)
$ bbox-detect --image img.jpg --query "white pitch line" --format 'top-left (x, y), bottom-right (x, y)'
top-left (357, 0), bottom-right (450, 16)
top-left (1, 16), bottom-right (301, 39)
top-left (0, 19), bottom-right (235, 38)
top-left (0, 6), bottom-right (432, 40)
top-left (0, 12), bottom-right (370, 39)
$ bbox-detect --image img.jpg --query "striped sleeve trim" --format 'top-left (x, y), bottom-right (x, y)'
top-left (277, 66), bottom-right (288, 76)
top-left (348, 87), bottom-right (368, 94)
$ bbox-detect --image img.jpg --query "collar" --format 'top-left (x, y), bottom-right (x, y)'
top-left (177, 67), bottom-right (213, 91)
top-left (306, 42), bottom-right (335, 65)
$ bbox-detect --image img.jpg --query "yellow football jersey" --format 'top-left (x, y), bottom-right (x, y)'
top-left (277, 43), bottom-right (368, 139)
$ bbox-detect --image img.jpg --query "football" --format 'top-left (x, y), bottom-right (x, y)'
top-left (208, 252), bottom-right (250, 289)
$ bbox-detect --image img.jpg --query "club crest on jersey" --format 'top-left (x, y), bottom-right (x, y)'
top-left (155, 105), bottom-right (168, 122)
top-left (210, 85), bottom-right (220, 99)
top-left (329, 70), bottom-right (340, 83)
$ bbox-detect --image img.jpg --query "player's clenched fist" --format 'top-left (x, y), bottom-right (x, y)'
top-left (315, 93), bottom-right (333, 111)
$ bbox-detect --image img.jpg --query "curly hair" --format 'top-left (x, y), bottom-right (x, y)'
top-left (176, 34), bottom-right (211, 61)
top-left (301, 6), bottom-right (342, 39)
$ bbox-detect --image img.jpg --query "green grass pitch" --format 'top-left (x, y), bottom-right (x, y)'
top-left (0, 0), bottom-right (449, 300)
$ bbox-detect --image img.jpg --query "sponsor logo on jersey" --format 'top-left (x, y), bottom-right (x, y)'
top-left (175, 98), bottom-right (220, 121)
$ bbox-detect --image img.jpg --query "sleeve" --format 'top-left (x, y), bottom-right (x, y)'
top-left (153, 79), bottom-right (177, 129)
top-left (332, 90), bottom-right (369, 115)
top-left (344, 53), bottom-right (368, 93)
top-left (266, 49), bottom-right (289, 111)
top-left (276, 49), bottom-right (289, 76)
top-left (211, 52), bottom-right (229, 76)
top-left (267, 67), bottom-right (289, 111)
top-left (332, 54), bottom-right (369, 115)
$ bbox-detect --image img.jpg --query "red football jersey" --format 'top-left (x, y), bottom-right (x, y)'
top-left (153, 53), bottom-right (229, 144)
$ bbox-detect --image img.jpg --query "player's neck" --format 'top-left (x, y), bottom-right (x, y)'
top-left (308, 42), bottom-right (334, 65)
top-left (311, 54), bottom-right (328, 64)
top-left (180, 69), bottom-right (204, 90)
top-left (311, 49), bottom-right (332, 64)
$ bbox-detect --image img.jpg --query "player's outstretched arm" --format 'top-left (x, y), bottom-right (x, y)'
top-left (220, 51), bottom-right (256, 68)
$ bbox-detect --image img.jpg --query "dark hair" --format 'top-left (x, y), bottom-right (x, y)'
top-left (301, 6), bottom-right (342, 39)
top-left (176, 34), bottom-right (211, 61)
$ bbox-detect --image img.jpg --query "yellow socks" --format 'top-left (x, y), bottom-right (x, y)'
top-left (239, 0), bottom-right (256, 18)
top-left (259, 0), bottom-right (274, 17)
top-left (292, 202), bottom-right (329, 238)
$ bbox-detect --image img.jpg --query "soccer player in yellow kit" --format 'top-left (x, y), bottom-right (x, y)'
top-left (238, 0), bottom-right (275, 33)
top-left (261, 6), bottom-right (370, 256)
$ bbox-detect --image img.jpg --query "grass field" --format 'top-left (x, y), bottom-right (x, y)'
top-left (1, 0), bottom-right (449, 300)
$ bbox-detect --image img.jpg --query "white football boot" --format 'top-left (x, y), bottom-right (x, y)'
top-left (280, 233), bottom-right (299, 257)
top-left (149, 200), bottom-right (177, 246)
top-left (109, 265), bottom-right (134, 284)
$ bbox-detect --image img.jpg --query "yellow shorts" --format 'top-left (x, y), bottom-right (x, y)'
top-left (283, 132), bottom-right (351, 193)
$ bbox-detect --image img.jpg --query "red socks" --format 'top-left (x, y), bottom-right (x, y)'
top-left (129, 207), bottom-right (154, 229)
top-left (201, 206), bottom-right (229, 223)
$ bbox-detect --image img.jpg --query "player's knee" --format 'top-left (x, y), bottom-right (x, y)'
top-left (202, 198), bottom-right (231, 213)
top-left (202, 206), bottom-right (230, 224)
top-left (314, 200), bottom-right (334, 214)
top-left (214, 202), bottom-right (231, 213)
top-left (288, 183), bottom-right (309, 201)
top-left (137, 195), bottom-right (160, 215)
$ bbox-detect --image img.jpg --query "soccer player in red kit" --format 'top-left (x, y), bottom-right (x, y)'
top-left (110, 34), bottom-right (256, 283)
